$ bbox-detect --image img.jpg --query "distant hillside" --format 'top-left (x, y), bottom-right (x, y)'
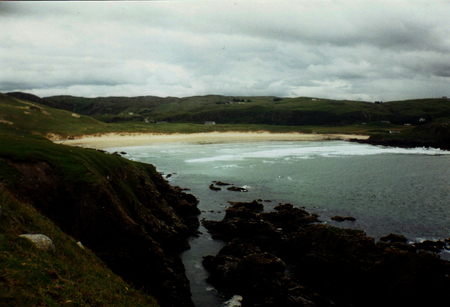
top-left (0, 92), bottom-right (108, 138)
top-left (15, 93), bottom-right (450, 127)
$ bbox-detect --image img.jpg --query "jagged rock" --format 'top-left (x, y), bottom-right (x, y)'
top-left (261, 204), bottom-right (319, 233)
top-left (379, 233), bottom-right (408, 243)
top-left (215, 181), bottom-right (231, 186)
top-left (19, 234), bottom-right (55, 251)
top-left (228, 200), bottom-right (263, 213)
top-left (203, 203), bottom-right (450, 307)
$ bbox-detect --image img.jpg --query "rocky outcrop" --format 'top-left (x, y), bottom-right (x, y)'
top-left (4, 153), bottom-right (200, 307)
top-left (202, 201), bottom-right (450, 307)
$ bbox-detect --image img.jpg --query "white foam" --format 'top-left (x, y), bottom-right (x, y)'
top-left (223, 295), bottom-right (243, 306)
top-left (213, 164), bottom-right (242, 169)
top-left (185, 143), bottom-right (450, 163)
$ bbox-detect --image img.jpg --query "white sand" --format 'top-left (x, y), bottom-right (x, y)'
top-left (53, 132), bottom-right (369, 149)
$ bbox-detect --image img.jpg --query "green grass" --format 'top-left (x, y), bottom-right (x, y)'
top-left (39, 94), bottom-right (450, 127)
top-left (0, 189), bottom-right (159, 307)
top-left (0, 131), bottom-right (158, 189)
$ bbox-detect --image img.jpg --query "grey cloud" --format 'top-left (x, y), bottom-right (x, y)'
top-left (1, 1), bottom-right (450, 101)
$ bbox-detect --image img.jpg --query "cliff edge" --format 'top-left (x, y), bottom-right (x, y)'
top-left (0, 132), bottom-right (200, 307)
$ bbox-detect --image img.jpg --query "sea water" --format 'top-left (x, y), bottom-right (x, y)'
top-left (108, 141), bottom-right (450, 307)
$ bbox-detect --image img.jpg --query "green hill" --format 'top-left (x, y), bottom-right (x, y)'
top-left (30, 93), bottom-right (450, 127)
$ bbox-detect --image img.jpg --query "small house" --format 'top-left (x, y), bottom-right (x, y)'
top-left (389, 130), bottom-right (400, 134)
top-left (204, 121), bottom-right (216, 125)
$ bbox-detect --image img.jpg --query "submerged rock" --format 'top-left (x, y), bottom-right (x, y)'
top-left (331, 215), bottom-right (356, 222)
top-left (227, 186), bottom-right (248, 192)
top-left (209, 184), bottom-right (221, 191)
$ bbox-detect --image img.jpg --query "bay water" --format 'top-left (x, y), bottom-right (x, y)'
top-left (108, 140), bottom-right (450, 307)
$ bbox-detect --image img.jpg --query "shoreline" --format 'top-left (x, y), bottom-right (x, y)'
top-left (53, 131), bottom-right (370, 149)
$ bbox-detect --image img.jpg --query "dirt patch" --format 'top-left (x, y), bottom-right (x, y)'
top-left (0, 119), bottom-right (13, 125)
top-left (8, 160), bottom-right (53, 184)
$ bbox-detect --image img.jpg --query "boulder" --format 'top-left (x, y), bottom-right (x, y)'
top-left (19, 234), bottom-right (55, 251)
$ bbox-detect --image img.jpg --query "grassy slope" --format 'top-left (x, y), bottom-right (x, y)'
top-left (0, 190), bottom-right (158, 307)
top-left (0, 94), bottom-right (166, 306)
top-left (0, 131), bottom-right (162, 306)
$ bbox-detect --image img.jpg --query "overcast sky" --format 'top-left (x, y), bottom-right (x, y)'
top-left (1, 1), bottom-right (449, 101)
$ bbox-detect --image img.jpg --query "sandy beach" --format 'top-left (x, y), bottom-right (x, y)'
top-left (53, 132), bottom-right (369, 149)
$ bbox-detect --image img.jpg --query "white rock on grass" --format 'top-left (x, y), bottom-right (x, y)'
top-left (19, 234), bottom-right (55, 251)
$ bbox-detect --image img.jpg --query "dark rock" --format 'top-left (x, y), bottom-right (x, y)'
top-left (379, 233), bottom-right (408, 243)
top-left (227, 186), bottom-right (248, 192)
top-left (331, 215), bottom-right (356, 222)
top-left (209, 184), bottom-right (221, 191)
top-left (262, 204), bottom-right (319, 234)
top-left (414, 240), bottom-right (447, 253)
top-left (228, 200), bottom-right (263, 213)
top-left (202, 203), bottom-right (450, 307)
top-left (215, 181), bottom-right (231, 186)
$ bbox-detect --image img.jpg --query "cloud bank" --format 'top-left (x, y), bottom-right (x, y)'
top-left (1, 0), bottom-right (449, 101)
